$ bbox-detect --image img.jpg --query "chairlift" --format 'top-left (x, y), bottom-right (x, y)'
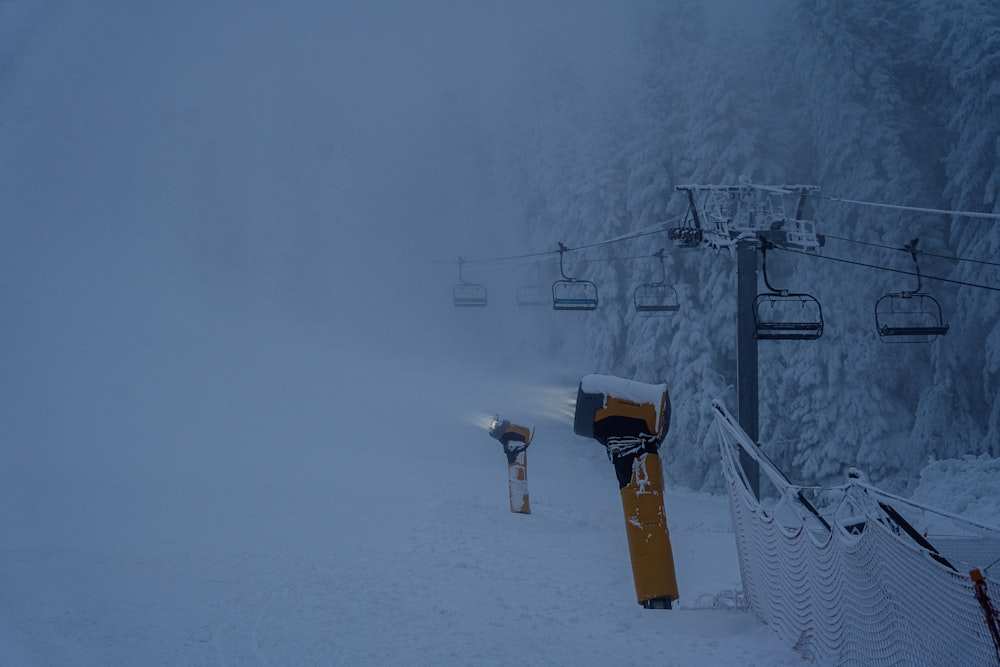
top-left (516, 263), bottom-right (550, 307)
top-left (552, 243), bottom-right (598, 311)
top-left (453, 257), bottom-right (487, 307)
top-left (753, 241), bottom-right (823, 340)
top-left (516, 285), bottom-right (549, 307)
top-left (875, 239), bottom-right (949, 342)
top-left (633, 249), bottom-right (680, 316)
top-left (668, 189), bottom-right (704, 249)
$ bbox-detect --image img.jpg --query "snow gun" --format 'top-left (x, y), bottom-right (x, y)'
top-left (574, 374), bottom-right (678, 609)
top-left (488, 415), bottom-right (533, 514)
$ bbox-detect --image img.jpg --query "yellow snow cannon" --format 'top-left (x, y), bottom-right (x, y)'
top-left (488, 415), bottom-right (534, 514)
top-left (574, 374), bottom-right (678, 609)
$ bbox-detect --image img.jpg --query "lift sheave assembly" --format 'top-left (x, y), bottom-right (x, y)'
top-left (574, 374), bottom-right (678, 609)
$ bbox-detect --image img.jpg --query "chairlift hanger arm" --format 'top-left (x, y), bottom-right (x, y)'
top-left (676, 189), bottom-right (703, 229)
top-left (652, 248), bottom-right (667, 285)
top-left (557, 242), bottom-right (575, 281)
top-left (758, 240), bottom-right (787, 295)
top-left (783, 185), bottom-right (822, 218)
top-left (902, 238), bottom-right (924, 294)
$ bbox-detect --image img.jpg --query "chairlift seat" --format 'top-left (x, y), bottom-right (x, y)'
top-left (668, 227), bottom-right (702, 249)
top-left (552, 280), bottom-right (598, 311)
top-left (877, 324), bottom-right (950, 337)
top-left (633, 284), bottom-right (680, 315)
top-left (782, 219), bottom-right (821, 253)
top-left (453, 283), bottom-right (488, 307)
top-left (755, 322), bottom-right (824, 340)
top-left (753, 293), bottom-right (823, 340)
top-left (516, 285), bottom-right (549, 307)
top-left (875, 292), bottom-right (948, 341)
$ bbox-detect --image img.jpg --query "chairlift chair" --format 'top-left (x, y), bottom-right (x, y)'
top-left (668, 193), bottom-right (704, 249)
top-left (516, 285), bottom-right (549, 307)
top-left (783, 219), bottom-right (822, 253)
top-left (552, 243), bottom-right (598, 311)
top-left (875, 239), bottom-right (949, 342)
top-left (753, 241), bottom-right (823, 340)
top-left (633, 249), bottom-right (680, 316)
top-left (453, 257), bottom-right (488, 307)
top-left (516, 262), bottom-right (550, 307)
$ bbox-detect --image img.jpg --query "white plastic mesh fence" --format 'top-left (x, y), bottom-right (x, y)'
top-left (712, 401), bottom-right (1000, 666)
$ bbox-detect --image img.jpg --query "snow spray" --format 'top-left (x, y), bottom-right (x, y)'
top-left (574, 374), bottom-right (678, 609)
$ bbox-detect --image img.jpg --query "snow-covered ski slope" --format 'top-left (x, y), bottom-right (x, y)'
top-left (1, 327), bottom-right (803, 665)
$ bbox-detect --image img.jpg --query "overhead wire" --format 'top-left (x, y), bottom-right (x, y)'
top-left (456, 230), bottom-right (1000, 294)
top-left (569, 219), bottom-right (679, 252)
top-left (825, 233), bottom-right (1000, 269)
top-left (570, 251), bottom-right (673, 264)
top-left (777, 246), bottom-right (1000, 293)
top-left (458, 217), bottom-right (682, 266)
top-left (803, 193), bottom-right (1000, 221)
top-left (452, 190), bottom-right (1000, 294)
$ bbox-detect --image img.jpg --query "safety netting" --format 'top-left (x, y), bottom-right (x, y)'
top-left (712, 401), bottom-right (1000, 666)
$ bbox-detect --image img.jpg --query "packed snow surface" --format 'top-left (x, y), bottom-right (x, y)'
top-left (1, 333), bottom-right (803, 665)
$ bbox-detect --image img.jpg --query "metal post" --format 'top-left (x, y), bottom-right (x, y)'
top-left (736, 239), bottom-right (760, 499)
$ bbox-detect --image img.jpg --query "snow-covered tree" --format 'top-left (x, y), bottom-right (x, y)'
top-left (498, 0), bottom-right (1000, 492)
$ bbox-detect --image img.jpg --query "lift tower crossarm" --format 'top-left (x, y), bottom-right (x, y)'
top-left (671, 183), bottom-right (821, 252)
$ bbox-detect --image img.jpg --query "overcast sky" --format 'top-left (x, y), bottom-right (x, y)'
top-left (0, 1), bottom-right (644, 353)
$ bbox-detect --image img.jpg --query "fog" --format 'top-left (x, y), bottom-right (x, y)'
top-left (1, 4), bottom-right (641, 422)
top-left (0, 9), bottom-right (697, 662)
top-left (3, 5), bottom-right (638, 294)
top-left (0, 0), bottom-right (645, 569)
